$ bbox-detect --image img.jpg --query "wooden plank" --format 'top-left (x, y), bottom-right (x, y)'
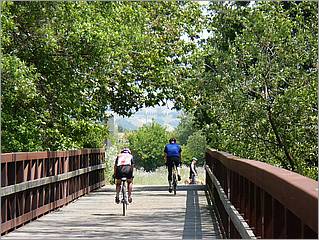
top-left (2, 185), bottom-right (221, 239)
top-left (1, 180), bottom-right (105, 235)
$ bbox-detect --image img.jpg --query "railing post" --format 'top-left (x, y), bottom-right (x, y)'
top-left (255, 186), bottom-right (262, 238)
top-left (286, 209), bottom-right (301, 238)
top-left (273, 199), bottom-right (286, 238)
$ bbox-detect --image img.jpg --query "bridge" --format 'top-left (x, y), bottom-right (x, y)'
top-left (1, 148), bottom-right (318, 239)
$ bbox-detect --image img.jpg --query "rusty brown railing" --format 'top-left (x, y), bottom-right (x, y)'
top-left (1, 148), bottom-right (105, 235)
top-left (205, 149), bottom-right (318, 239)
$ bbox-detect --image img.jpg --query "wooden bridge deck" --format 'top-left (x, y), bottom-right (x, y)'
top-left (2, 185), bottom-right (222, 239)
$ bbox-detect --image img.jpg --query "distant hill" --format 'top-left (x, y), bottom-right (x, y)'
top-left (116, 118), bottom-right (138, 131)
top-left (115, 106), bottom-right (182, 131)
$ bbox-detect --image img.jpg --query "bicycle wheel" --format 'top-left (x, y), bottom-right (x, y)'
top-left (173, 173), bottom-right (177, 195)
top-left (122, 183), bottom-right (127, 216)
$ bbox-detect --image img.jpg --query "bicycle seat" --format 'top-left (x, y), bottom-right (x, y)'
top-left (121, 177), bottom-right (127, 181)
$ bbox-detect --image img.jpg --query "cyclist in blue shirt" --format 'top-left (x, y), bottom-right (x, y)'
top-left (164, 138), bottom-right (182, 192)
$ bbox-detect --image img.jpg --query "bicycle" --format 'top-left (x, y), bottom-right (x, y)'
top-left (172, 166), bottom-right (178, 195)
top-left (120, 177), bottom-right (128, 216)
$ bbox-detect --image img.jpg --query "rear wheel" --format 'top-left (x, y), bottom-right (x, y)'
top-left (173, 174), bottom-right (177, 195)
top-left (122, 201), bottom-right (126, 216)
top-left (122, 183), bottom-right (127, 216)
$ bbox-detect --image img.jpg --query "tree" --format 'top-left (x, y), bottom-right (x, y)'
top-left (177, 1), bottom-right (318, 179)
top-left (174, 113), bottom-right (196, 145)
top-left (127, 122), bottom-right (169, 171)
top-left (1, 55), bottom-right (43, 152)
top-left (1, 1), bottom-right (203, 151)
top-left (182, 130), bottom-right (207, 166)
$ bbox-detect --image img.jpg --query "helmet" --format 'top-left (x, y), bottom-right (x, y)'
top-left (121, 148), bottom-right (131, 154)
top-left (192, 157), bottom-right (198, 161)
top-left (169, 138), bottom-right (176, 143)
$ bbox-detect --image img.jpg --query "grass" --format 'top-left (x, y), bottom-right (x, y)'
top-left (105, 148), bottom-right (206, 185)
top-left (133, 165), bottom-right (205, 185)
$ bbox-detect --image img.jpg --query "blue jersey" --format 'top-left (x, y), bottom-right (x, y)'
top-left (164, 143), bottom-right (181, 158)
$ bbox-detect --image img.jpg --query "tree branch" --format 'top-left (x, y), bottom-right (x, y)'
top-left (267, 106), bottom-right (295, 170)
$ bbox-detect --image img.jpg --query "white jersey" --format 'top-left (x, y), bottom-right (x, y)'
top-left (115, 153), bottom-right (133, 166)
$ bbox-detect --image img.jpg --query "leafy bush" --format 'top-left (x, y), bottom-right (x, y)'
top-left (128, 122), bottom-right (169, 171)
top-left (182, 130), bottom-right (207, 166)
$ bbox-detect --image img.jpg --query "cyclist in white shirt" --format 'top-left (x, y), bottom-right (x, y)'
top-left (114, 148), bottom-right (134, 204)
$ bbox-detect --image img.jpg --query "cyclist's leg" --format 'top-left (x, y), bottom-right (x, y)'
top-left (115, 180), bottom-right (121, 201)
top-left (115, 166), bottom-right (122, 203)
top-left (191, 173), bottom-right (195, 184)
top-left (127, 167), bottom-right (133, 203)
top-left (127, 179), bottom-right (133, 203)
top-left (167, 159), bottom-right (173, 182)
top-left (167, 158), bottom-right (173, 191)
top-left (193, 174), bottom-right (197, 184)
top-left (174, 158), bottom-right (181, 181)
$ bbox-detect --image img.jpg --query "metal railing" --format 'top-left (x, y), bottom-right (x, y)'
top-left (1, 148), bottom-right (105, 235)
top-left (205, 149), bottom-right (318, 239)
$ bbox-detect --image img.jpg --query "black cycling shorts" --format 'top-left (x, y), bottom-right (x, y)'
top-left (167, 157), bottom-right (181, 168)
top-left (115, 165), bottom-right (133, 179)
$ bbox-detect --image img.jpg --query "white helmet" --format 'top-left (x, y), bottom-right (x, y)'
top-left (121, 148), bottom-right (131, 154)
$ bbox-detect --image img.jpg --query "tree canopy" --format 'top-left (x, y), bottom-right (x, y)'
top-left (1, 1), bottom-right (202, 151)
top-left (177, 1), bottom-right (318, 179)
top-left (1, 1), bottom-right (317, 179)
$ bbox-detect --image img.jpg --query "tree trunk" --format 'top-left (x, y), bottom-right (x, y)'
top-left (267, 106), bottom-right (295, 171)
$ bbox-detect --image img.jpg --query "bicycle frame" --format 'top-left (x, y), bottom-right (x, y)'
top-left (120, 177), bottom-right (128, 216)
